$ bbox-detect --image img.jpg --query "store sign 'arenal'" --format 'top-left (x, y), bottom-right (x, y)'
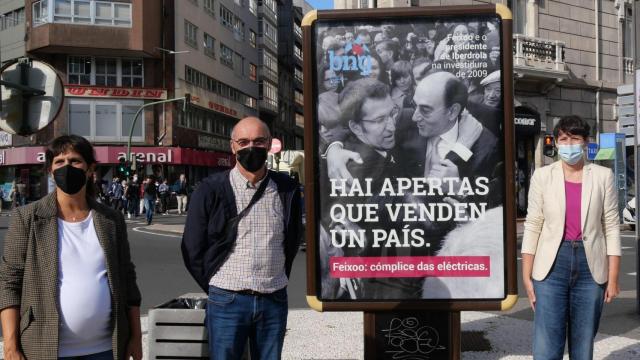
top-left (65, 86), bottom-right (168, 100)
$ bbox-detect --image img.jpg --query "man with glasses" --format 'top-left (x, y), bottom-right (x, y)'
top-left (181, 117), bottom-right (302, 359)
top-left (338, 78), bottom-right (401, 189)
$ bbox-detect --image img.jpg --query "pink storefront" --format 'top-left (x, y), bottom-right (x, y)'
top-left (0, 146), bottom-right (234, 201)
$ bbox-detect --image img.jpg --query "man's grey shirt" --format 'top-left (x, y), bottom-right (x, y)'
top-left (209, 167), bottom-right (288, 293)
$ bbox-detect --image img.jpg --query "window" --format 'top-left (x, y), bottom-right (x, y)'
top-left (95, 58), bottom-right (117, 86)
top-left (68, 57), bottom-right (144, 87)
top-left (294, 23), bottom-right (302, 38)
top-left (511, 0), bottom-right (526, 34)
top-left (262, 0), bottom-right (277, 16)
top-left (33, 1), bottom-right (48, 25)
top-left (249, 0), bottom-right (257, 15)
top-left (204, 33), bottom-right (216, 58)
top-left (260, 19), bottom-right (278, 47)
top-left (73, 0), bottom-right (91, 24)
top-left (249, 63), bottom-right (257, 82)
top-left (294, 45), bottom-right (302, 61)
top-left (260, 81), bottom-right (278, 109)
top-left (69, 99), bottom-right (144, 142)
top-left (295, 90), bottom-right (304, 106)
top-left (295, 113), bottom-right (304, 127)
top-left (184, 20), bottom-right (198, 49)
top-left (220, 43), bottom-right (233, 68)
top-left (249, 30), bottom-right (257, 48)
top-left (294, 67), bottom-right (303, 83)
top-left (234, 53), bottom-right (245, 77)
top-left (121, 59), bottom-right (143, 87)
top-left (204, 0), bottom-right (215, 17)
top-left (33, 0), bottom-right (132, 27)
top-left (233, 17), bottom-right (245, 41)
top-left (68, 56), bottom-right (92, 85)
top-left (1, 8), bottom-right (26, 30)
top-left (220, 5), bottom-right (233, 29)
top-left (261, 50), bottom-right (278, 75)
top-left (623, 5), bottom-right (633, 58)
top-left (359, 0), bottom-right (370, 8)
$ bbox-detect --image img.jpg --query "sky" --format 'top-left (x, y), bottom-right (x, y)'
top-left (307, 0), bottom-right (334, 9)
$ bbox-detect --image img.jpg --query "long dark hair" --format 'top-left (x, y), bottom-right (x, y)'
top-left (45, 135), bottom-right (97, 199)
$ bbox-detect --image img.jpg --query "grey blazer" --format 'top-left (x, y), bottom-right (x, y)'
top-left (0, 192), bottom-right (141, 360)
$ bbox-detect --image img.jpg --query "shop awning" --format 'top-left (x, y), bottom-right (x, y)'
top-left (594, 148), bottom-right (616, 160)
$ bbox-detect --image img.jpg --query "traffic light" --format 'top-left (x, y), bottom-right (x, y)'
top-left (117, 157), bottom-right (131, 177)
top-left (543, 134), bottom-right (555, 158)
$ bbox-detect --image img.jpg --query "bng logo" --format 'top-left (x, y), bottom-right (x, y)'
top-left (327, 37), bottom-right (372, 76)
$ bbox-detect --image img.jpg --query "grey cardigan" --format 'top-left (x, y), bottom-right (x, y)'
top-left (0, 192), bottom-right (141, 360)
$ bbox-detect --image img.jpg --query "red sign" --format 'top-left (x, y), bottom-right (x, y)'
top-left (0, 146), bottom-right (234, 168)
top-left (270, 138), bottom-right (282, 154)
top-left (65, 86), bottom-right (168, 100)
top-left (207, 101), bottom-right (238, 117)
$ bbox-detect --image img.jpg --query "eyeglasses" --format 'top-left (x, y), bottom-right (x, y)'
top-left (361, 106), bottom-right (400, 126)
top-left (231, 137), bottom-right (270, 147)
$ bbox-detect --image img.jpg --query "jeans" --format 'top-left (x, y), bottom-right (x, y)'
top-left (533, 241), bottom-right (605, 360)
top-left (144, 198), bottom-right (155, 223)
top-left (59, 350), bottom-right (113, 360)
top-left (206, 285), bottom-right (288, 360)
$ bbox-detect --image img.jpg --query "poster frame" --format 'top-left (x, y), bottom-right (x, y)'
top-left (303, 4), bottom-right (518, 312)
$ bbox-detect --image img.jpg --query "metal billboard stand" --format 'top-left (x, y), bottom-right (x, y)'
top-left (303, 4), bottom-right (517, 360)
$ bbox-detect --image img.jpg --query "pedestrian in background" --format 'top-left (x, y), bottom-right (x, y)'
top-left (111, 178), bottom-right (124, 212)
top-left (142, 176), bottom-right (157, 225)
top-left (175, 174), bottom-right (188, 215)
top-left (158, 179), bottom-right (170, 215)
top-left (522, 115), bottom-right (621, 359)
top-left (15, 181), bottom-right (26, 207)
top-left (121, 180), bottom-right (129, 217)
top-left (127, 175), bottom-right (140, 220)
top-left (0, 134), bottom-right (142, 360)
top-left (182, 117), bottom-right (302, 359)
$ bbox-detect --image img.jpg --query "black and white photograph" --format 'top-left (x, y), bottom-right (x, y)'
top-left (313, 15), bottom-right (507, 301)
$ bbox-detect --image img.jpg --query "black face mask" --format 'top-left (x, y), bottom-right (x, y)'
top-left (236, 147), bottom-right (268, 172)
top-left (53, 165), bottom-right (87, 195)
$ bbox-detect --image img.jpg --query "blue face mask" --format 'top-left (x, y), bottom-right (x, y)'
top-left (557, 144), bottom-right (584, 165)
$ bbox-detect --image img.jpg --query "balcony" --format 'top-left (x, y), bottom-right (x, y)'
top-left (513, 34), bottom-right (569, 80)
top-left (259, 65), bottom-right (278, 85)
top-left (258, 35), bottom-right (278, 54)
top-left (259, 99), bottom-right (278, 114)
top-left (294, 23), bottom-right (302, 41)
top-left (28, 0), bottom-right (162, 57)
top-left (259, 4), bottom-right (277, 24)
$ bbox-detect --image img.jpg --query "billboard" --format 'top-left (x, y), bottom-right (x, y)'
top-left (303, 5), bottom-right (517, 311)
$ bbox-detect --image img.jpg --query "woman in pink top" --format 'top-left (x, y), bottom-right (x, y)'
top-left (521, 115), bottom-right (621, 359)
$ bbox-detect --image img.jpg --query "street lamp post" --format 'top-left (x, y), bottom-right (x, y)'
top-left (126, 96), bottom-right (190, 165)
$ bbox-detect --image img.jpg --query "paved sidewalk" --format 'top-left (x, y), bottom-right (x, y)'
top-left (135, 306), bottom-right (640, 360)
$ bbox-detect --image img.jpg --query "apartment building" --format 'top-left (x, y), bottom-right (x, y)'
top-left (0, 0), bottom-right (25, 64)
top-left (278, 0), bottom-right (305, 149)
top-left (334, 0), bottom-right (633, 216)
top-left (173, 0), bottom-right (260, 181)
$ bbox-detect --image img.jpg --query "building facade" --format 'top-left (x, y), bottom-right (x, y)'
top-left (278, 0), bottom-right (305, 150)
top-left (335, 0), bottom-right (633, 217)
top-left (0, 0), bottom-right (25, 64)
top-left (2, 0), bottom-right (238, 202)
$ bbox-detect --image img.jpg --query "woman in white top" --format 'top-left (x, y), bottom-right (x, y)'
top-left (0, 135), bottom-right (142, 360)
